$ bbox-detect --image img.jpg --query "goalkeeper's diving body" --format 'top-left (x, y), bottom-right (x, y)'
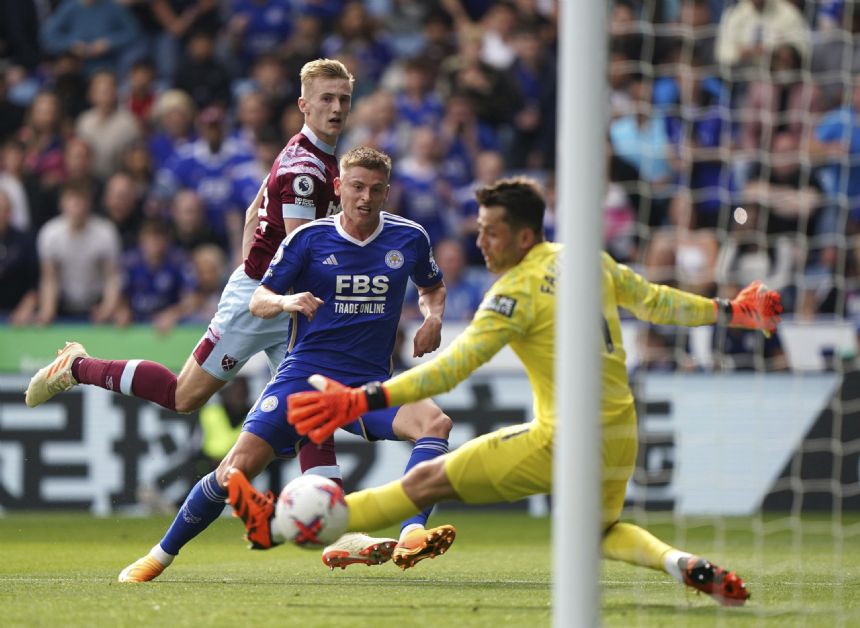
top-left (230, 177), bottom-right (782, 605)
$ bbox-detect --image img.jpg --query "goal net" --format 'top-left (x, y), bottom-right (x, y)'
top-left (604, 0), bottom-right (859, 622)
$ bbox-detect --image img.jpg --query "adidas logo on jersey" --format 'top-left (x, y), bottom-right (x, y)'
top-left (322, 254), bottom-right (339, 265)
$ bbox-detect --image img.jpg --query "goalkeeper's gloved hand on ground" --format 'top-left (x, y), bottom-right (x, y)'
top-left (288, 375), bottom-right (389, 444)
top-left (715, 280), bottom-right (783, 337)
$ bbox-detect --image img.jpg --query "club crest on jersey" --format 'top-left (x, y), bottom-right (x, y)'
top-left (292, 174), bottom-right (314, 197)
top-left (385, 250), bottom-right (404, 269)
top-left (480, 294), bottom-right (517, 318)
top-left (260, 395), bottom-right (278, 412)
top-left (221, 354), bottom-right (238, 371)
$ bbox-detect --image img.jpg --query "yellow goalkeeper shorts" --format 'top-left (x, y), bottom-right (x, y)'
top-left (444, 406), bottom-right (638, 527)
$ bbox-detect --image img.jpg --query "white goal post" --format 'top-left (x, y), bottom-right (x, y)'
top-left (553, 1), bottom-right (606, 627)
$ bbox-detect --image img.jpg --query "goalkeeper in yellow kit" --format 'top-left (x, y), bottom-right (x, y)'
top-left (230, 176), bottom-right (782, 605)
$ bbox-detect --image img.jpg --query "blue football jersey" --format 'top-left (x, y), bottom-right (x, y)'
top-left (261, 211), bottom-right (443, 380)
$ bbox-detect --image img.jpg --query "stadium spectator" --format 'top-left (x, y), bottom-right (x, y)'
top-left (437, 92), bottom-right (501, 188)
top-left (148, 0), bottom-right (222, 81)
top-left (281, 14), bottom-right (325, 83)
top-left (715, 0), bottom-right (810, 83)
top-left (0, 189), bottom-right (38, 325)
top-left (181, 243), bottom-right (228, 324)
top-left (609, 74), bottom-right (675, 227)
top-left (478, 1), bottom-right (518, 70)
top-left (18, 90), bottom-right (66, 189)
top-left (123, 58), bottom-right (159, 128)
top-left (147, 89), bottom-right (197, 171)
top-left (101, 171), bottom-right (144, 251)
top-left (35, 181), bottom-right (122, 325)
top-left (226, 0), bottom-right (293, 74)
top-left (39, 0), bottom-right (140, 76)
top-left (28, 136), bottom-right (101, 231)
top-left (741, 132), bottom-right (824, 235)
top-left (173, 28), bottom-right (231, 108)
top-left (739, 43), bottom-right (823, 167)
top-left (75, 70), bottom-right (142, 180)
top-left (665, 50), bottom-right (733, 230)
top-left (0, 73), bottom-right (26, 145)
top-left (808, 78), bottom-right (860, 239)
top-left (340, 88), bottom-right (404, 156)
top-left (119, 140), bottom-right (155, 196)
top-left (0, 0), bottom-right (41, 75)
top-left (0, 139), bottom-right (31, 231)
top-left (390, 126), bottom-right (455, 245)
top-left (715, 203), bottom-right (797, 297)
top-left (153, 104), bottom-right (254, 258)
top-left (238, 53), bottom-right (294, 120)
top-left (437, 25), bottom-right (518, 127)
top-left (233, 89), bottom-right (275, 153)
top-left (169, 188), bottom-right (224, 253)
top-left (320, 1), bottom-right (393, 88)
top-left (394, 57), bottom-right (445, 130)
top-left (812, 5), bottom-right (860, 104)
top-left (507, 25), bottom-right (556, 170)
top-left (114, 218), bottom-right (192, 326)
top-left (50, 51), bottom-right (90, 120)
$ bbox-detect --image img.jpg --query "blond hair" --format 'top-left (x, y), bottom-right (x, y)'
top-left (339, 146), bottom-right (392, 179)
top-left (300, 58), bottom-right (355, 94)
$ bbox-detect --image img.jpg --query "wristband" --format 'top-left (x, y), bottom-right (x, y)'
top-left (364, 381), bottom-right (388, 410)
top-left (715, 298), bottom-right (733, 326)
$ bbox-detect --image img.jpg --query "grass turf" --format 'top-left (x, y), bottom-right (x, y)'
top-left (1, 512), bottom-right (858, 627)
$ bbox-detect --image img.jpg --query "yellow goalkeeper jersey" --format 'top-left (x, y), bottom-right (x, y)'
top-left (384, 244), bottom-right (717, 432)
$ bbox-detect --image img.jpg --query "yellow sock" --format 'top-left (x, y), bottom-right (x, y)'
top-left (345, 480), bottom-right (419, 532)
top-left (601, 522), bottom-right (675, 572)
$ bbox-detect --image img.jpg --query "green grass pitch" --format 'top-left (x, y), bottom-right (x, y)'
top-left (1, 512), bottom-right (858, 627)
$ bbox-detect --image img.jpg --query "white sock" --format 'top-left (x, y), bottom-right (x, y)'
top-left (663, 549), bottom-right (692, 584)
top-left (399, 523), bottom-right (424, 541)
top-left (150, 544), bottom-right (176, 567)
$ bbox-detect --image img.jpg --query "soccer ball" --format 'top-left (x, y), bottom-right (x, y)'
top-left (272, 474), bottom-right (348, 548)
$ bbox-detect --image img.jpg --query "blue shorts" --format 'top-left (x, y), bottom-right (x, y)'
top-left (242, 373), bottom-right (401, 458)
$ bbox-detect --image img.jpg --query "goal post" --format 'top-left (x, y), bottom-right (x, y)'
top-left (553, 1), bottom-right (606, 626)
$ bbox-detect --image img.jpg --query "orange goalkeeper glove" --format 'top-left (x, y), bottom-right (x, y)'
top-left (287, 375), bottom-right (389, 445)
top-left (715, 280), bottom-right (783, 337)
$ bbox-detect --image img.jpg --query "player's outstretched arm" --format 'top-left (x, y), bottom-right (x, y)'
top-left (289, 375), bottom-right (389, 444)
top-left (249, 285), bottom-right (323, 320)
top-left (716, 280), bottom-right (783, 337)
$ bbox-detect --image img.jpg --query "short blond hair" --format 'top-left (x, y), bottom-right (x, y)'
top-left (339, 146), bottom-right (392, 179)
top-left (300, 58), bottom-right (355, 93)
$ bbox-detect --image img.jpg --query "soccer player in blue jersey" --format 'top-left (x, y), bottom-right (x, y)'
top-left (227, 145), bottom-right (456, 570)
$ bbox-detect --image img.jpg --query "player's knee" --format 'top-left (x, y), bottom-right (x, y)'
top-left (424, 410), bottom-right (453, 438)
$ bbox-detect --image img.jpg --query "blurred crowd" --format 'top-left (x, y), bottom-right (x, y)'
top-left (0, 0), bottom-right (555, 332)
top-left (607, 0), bottom-right (860, 370)
top-left (1, 0), bottom-right (860, 371)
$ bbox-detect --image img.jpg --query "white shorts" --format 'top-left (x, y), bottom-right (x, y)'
top-left (192, 265), bottom-right (293, 381)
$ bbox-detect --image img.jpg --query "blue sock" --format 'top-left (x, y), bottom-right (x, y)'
top-left (159, 471), bottom-right (227, 555)
top-left (400, 437), bottom-right (449, 533)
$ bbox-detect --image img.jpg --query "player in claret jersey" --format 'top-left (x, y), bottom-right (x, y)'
top-left (24, 59), bottom-right (368, 581)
